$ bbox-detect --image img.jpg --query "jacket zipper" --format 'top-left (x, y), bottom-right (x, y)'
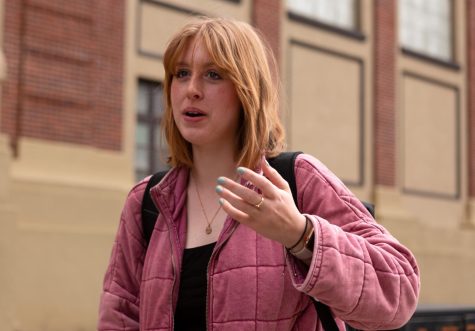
top-left (151, 186), bottom-right (180, 330)
top-left (169, 225), bottom-right (177, 330)
top-left (205, 178), bottom-right (252, 330)
top-left (205, 221), bottom-right (238, 331)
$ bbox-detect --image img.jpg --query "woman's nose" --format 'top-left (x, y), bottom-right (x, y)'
top-left (186, 76), bottom-right (203, 100)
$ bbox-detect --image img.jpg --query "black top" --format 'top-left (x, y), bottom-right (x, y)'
top-left (174, 242), bottom-right (216, 331)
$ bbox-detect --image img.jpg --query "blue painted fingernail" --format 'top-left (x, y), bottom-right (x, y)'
top-left (218, 198), bottom-right (225, 205)
top-left (215, 185), bottom-right (223, 193)
top-left (217, 177), bottom-right (226, 184)
top-left (237, 167), bottom-right (245, 175)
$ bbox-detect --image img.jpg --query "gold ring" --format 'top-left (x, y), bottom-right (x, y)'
top-left (254, 195), bottom-right (264, 209)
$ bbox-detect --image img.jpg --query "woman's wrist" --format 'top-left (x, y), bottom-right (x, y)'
top-left (291, 225), bottom-right (314, 253)
top-left (286, 215), bottom-right (308, 250)
top-left (286, 216), bottom-right (315, 261)
top-left (285, 216), bottom-right (313, 251)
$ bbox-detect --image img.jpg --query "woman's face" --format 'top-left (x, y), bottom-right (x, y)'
top-left (170, 38), bottom-right (241, 151)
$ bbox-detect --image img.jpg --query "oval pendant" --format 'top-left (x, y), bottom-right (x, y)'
top-left (205, 225), bottom-right (212, 235)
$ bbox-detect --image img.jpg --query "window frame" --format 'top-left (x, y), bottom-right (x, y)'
top-left (135, 79), bottom-right (168, 180)
top-left (287, 0), bottom-right (365, 41)
top-left (399, 0), bottom-right (459, 70)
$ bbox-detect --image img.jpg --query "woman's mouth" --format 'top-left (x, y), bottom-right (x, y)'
top-left (184, 107), bottom-right (206, 118)
top-left (185, 111), bottom-right (205, 118)
top-left (182, 108), bottom-right (207, 122)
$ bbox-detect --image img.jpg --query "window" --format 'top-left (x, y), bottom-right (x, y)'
top-left (399, 0), bottom-right (453, 62)
top-left (135, 80), bottom-right (168, 181)
top-left (287, 0), bottom-right (358, 31)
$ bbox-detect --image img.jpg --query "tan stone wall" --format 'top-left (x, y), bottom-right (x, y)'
top-left (0, 0), bottom-right (17, 329)
top-left (4, 138), bottom-right (131, 330)
top-left (283, 0), bottom-right (374, 201)
top-left (379, 0), bottom-right (475, 305)
top-left (283, 0), bottom-right (475, 306)
top-left (377, 187), bottom-right (475, 305)
top-left (0, 136), bottom-right (16, 330)
top-left (0, 0), bottom-right (130, 329)
top-left (470, 0), bottom-right (475, 198)
top-left (289, 44), bottom-right (363, 184)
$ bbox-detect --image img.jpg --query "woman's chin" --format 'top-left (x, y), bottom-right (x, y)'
top-left (181, 134), bottom-right (205, 146)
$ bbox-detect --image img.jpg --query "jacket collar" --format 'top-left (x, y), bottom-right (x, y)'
top-left (150, 166), bottom-right (189, 225)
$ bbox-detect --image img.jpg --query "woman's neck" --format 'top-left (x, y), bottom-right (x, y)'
top-left (191, 145), bottom-right (237, 185)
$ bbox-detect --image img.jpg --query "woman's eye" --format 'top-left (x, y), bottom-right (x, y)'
top-left (175, 69), bottom-right (189, 78)
top-left (206, 71), bottom-right (221, 80)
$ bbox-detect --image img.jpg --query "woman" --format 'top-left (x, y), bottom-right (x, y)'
top-left (98, 17), bottom-right (419, 330)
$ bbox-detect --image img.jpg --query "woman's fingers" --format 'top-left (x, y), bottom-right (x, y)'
top-left (216, 160), bottom-right (289, 214)
top-left (216, 183), bottom-right (260, 216)
top-left (218, 198), bottom-right (250, 223)
top-left (217, 176), bottom-right (262, 206)
top-left (234, 167), bottom-right (274, 198)
top-left (234, 160), bottom-right (290, 199)
top-left (261, 158), bottom-right (291, 193)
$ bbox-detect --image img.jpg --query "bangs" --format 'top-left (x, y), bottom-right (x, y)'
top-left (165, 22), bottom-right (235, 77)
top-left (199, 29), bottom-right (236, 77)
top-left (164, 35), bottom-right (192, 75)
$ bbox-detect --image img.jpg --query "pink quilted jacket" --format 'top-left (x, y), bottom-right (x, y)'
top-left (98, 154), bottom-right (420, 330)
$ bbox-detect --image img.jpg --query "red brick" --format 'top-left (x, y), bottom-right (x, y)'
top-left (374, 0), bottom-right (396, 186)
top-left (1, 0), bottom-right (124, 152)
top-left (252, 0), bottom-right (282, 66)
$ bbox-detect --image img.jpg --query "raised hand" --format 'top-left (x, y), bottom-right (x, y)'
top-left (216, 158), bottom-right (308, 248)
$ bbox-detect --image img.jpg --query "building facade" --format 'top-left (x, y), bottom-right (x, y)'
top-left (0, 0), bottom-right (474, 329)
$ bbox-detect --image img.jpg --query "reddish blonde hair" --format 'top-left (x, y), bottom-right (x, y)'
top-left (162, 17), bottom-right (285, 168)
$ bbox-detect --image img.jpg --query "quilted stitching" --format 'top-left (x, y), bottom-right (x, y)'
top-left (98, 154), bottom-right (420, 331)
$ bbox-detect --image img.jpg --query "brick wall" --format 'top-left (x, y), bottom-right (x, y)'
top-left (1, 0), bottom-right (124, 153)
top-left (374, 0), bottom-right (396, 186)
top-left (252, 0), bottom-right (281, 65)
top-left (469, 0), bottom-right (475, 196)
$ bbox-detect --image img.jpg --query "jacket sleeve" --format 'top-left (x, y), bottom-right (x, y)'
top-left (287, 154), bottom-right (420, 330)
top-left (97, 180), bottom-right (148, 330)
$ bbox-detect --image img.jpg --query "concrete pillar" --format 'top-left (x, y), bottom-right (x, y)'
top-left (0, 0), bottom-right (18, 329)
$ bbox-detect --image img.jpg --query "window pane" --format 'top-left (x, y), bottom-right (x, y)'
top-left (135, 80), bottom-right (168, 180)
top-left (136, 148), bottom-right (149, 176)
top-left (399, 0), bottom-right (452, 61)
top-left (152, 85), bottom-right (164, 116)
top-left (136, 123), bottom-right (149, 145)
top-left (135, 124), bottom-right (150, 172)
top-left (154, 125), bottom-right (168, 171)
top-left (137, 83), bottom-right (149, 115)
top-left (288, 0), bottom-right (357, 30)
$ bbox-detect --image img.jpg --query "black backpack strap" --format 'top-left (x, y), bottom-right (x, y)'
top-left (362, 201), bottom-right (375, 218)
top-left (314, 301), bottom-right (340, 331)
top-left (141, 170), bottom-right (168, 245)
top-left (267, 152), bottom-right (340, 331)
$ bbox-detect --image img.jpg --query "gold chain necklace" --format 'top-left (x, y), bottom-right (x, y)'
top-left (193, 175), bottom-right (223, 235)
